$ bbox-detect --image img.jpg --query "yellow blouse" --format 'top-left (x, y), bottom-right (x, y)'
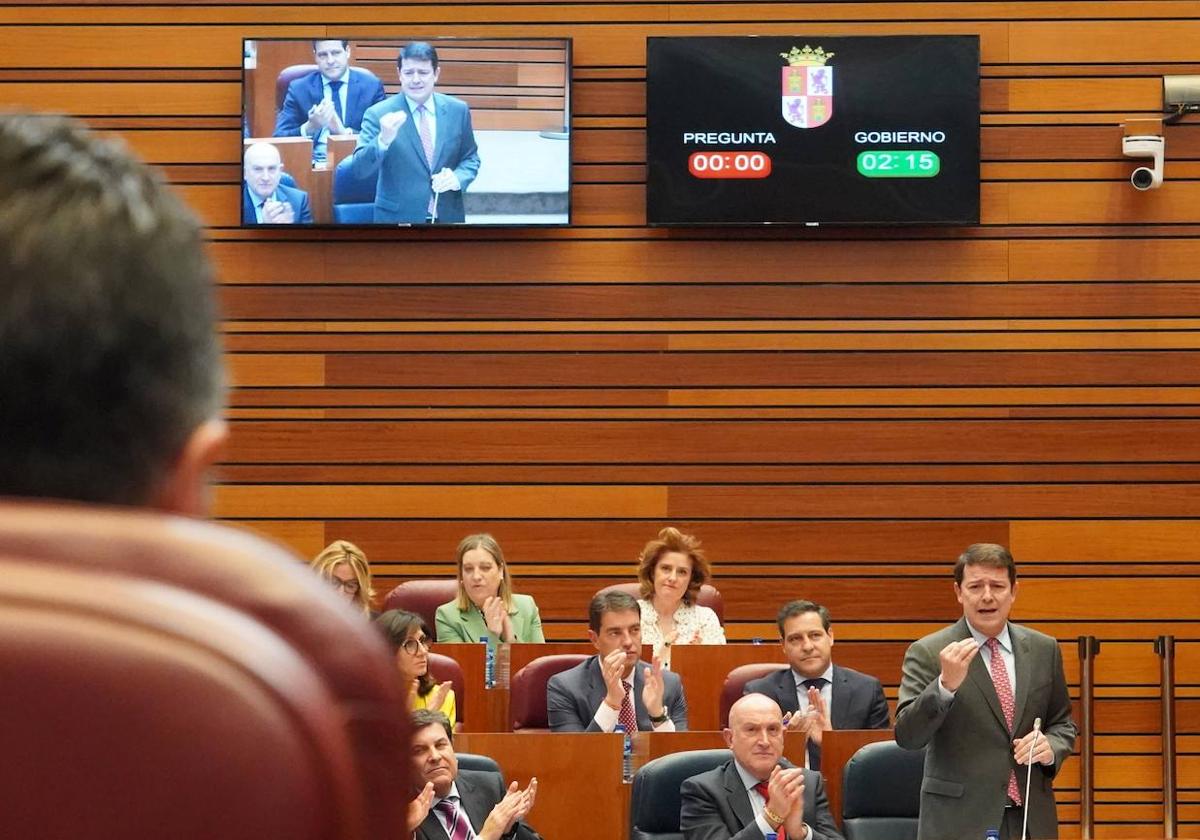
top-left (412, 686), bottom-right (457, 728)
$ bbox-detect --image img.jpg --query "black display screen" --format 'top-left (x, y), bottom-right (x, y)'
top-left (646, 35), bottom-right (980, 226)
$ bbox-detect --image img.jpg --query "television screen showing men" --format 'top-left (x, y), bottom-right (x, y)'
top-left (242, 37), bottom-right (571, 226)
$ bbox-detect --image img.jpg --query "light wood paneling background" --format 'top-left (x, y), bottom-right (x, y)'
top-left (9, 1), bottom-right (1198, 834)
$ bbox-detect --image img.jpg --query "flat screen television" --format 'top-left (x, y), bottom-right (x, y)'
top-left (646, 35), bottom-right (980, 226)
top-left (241, 37), bottom-right (571, 227)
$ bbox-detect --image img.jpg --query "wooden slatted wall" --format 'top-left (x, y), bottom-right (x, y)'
top-left (6, 0), bottom-right (1198, 835)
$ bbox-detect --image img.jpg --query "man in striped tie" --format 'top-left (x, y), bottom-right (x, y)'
top-left (895, 544), bottom-right (1077, 840)
top-left (408, 710), bottom-right (542, 840)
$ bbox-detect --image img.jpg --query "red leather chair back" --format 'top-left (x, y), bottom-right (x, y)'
top-left (0, 500), bottom-right (410, 840)
top-left (383, 579), bottom-right (459, 641)
top-left (595, 581), bottom-right (726, 623)
top-left (427, 651), bottom-right (466, 725)
top-left (720, 662), bottom-right (789, 728)
top-left (276, 63), bottom-right (318, 110)
top-left (509, 653), bottom-right (588, 731)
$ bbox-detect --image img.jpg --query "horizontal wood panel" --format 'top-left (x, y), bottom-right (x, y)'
top-left (211, 480), bottom-right (1200, 519)
top-left (313, 351), bottom-right (1200, 387)
top-left (219, 283), bottom-right (1200, 318)
top-left (223, 418), bottom-right (1200, 463)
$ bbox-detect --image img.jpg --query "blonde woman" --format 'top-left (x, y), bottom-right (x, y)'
top-left (435, 533), bottom-right (544, 645)
top-left (310, 539), bottom-right (374, 616)
top-left (636, 527), bottom-right (725, 665)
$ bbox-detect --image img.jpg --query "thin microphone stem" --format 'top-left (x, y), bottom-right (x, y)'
top-left (1020, 718), bottom-right (1043, 840)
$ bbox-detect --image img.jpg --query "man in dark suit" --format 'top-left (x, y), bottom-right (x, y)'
top-left (242, 142), bottom-right (312, 224)
top-left (547, 590), bottom-right (688, 732)
top-left (895, 544), bottom-right (1076, 840)
top-left (351, 41), bottom-right (480, 224)
top-left (744, 599), bottom-right (890, 769)
top-left (680, 693), bottom-right (844, 840)
top-left (273, 39), bottom-right (386, 162)
top-left (407, 709), bottom-right (541, 840)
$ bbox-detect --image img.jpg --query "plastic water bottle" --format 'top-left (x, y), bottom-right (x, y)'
top-left (985, 831), bottom-right (1000, 840)
top-left (616, 724), bottom-right (633, 782)
top-left (481, 636), bottom-right (495, 688)
top-left (764, 834), bottom-right (778, 840)
top-left (751, 637), bottom-right (764, 645)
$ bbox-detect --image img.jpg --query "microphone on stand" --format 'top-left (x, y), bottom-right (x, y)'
top-left (1019, 717), bottom-right (1043, 840)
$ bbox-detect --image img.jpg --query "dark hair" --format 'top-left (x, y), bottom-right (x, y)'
top-left (588, 590), bottom-right (639, 633)
top-left (954, 543), bottom-right (1017, 586)
top-left (312, 39), bottom-right (349, 51)
top-left (776, 599), bottom-right (832, 636)
top-left (375, 609), bottom-right (436, 695)
top-left (411, 708), bottom-right (453, 741)
top-left (399, 41), bottom-right (439, 71)
top-left (0, 113), bottom-right (222, 505)
top-left (636, 526), bottom-right (711, 606)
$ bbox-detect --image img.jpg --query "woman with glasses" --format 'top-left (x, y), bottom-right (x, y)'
top-left (375, 609), bottom-right (455, 726)
top-left (435, 533), bottom-right (545, 646)
top-left (310, 539), bottom-right (374, 616)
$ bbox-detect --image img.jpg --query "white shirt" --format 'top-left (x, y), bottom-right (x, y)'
top-left (591, 675), bottom-right (676, 733)
top-left (733, 759), bottom-right (813, 840)
top-left (637, 598), bottom-right (726, 666)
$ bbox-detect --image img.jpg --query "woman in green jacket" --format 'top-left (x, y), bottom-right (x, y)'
top-left (435, 533), bottom-right (545, 645)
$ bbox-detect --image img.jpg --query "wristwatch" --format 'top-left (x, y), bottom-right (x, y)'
top-left (648, 709), bottom-right (670, 724)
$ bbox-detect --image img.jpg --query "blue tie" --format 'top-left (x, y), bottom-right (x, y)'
top-left (329, 80), bottom-right (344, 124)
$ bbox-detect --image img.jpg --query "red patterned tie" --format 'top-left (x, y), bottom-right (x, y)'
top-left (986, 636), bottom-right (1023, 805)
top-left (618, 679), bottom-right (638, 733)
top-left (753, 782), bottom-right (786, 840)
top-left (433, 796), bottom-right (476, 840)
top-left (416, 103), bottom-right (436, 214)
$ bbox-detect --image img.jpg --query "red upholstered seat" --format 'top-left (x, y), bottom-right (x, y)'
top-left (510, 653), bottom-right (589, 731)
top-left (595, 580), bottom-right (726, 623)
top-left (276, 63), bottom-right (319, 110)
top-left (0, 500), bottom-right (409, 840)
top-left (427, 650), bottom-right (467, 724)
top-left (720, 662), bottom-right (789, 727)
top-left (383, 578), bottom-right (459, 641)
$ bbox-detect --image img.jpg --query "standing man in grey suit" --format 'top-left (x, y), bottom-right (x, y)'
top-left (351, 41), bottom-right (480, 224)
top-left (680, 693), bottom-right (844, 840)
top-left (895, 544), bottom-right (1076, 840)
top-left (547, 590), bottom-right (688, 732)
top-left (406, 709), bottom-right (541, 840)
top-left (744, 599), bottom-right (890, 770)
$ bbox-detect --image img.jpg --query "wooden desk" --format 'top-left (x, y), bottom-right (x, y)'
top-left (454, 732), bottom-right (627, 840)
top-left (436, 643), bottom-right (491, 732)
top-left (822, 729), bottom-right (895, 827)
top-left (668, 644), bottom-right (787, 730)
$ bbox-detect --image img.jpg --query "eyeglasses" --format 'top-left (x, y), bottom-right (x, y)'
top-left (329, 577), bottom-right (360, 595)
top-left (401, 637), bottom-right (433, 656)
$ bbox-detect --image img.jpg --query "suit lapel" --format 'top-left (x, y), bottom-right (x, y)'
top-left (456, 775), bottom-right (491, 834)
top-left (417, 809), bottom-right (451, 840)
top-left (585, 656), bottom-right (607, 720)
top-left (1010, 623), bottom-right (1033, 728)
top-left (431, 92), bottom-right (446, 171)
top-left (722, 762), bottom-right (756, 830)
top-left (829, 664), bottom-right (850, 729)
top-left (772, 668), bottom-right (799, 714)
top-left (959, 618), bottom-right (1009, 733)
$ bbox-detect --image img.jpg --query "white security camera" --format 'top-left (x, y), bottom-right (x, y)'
top-left (1122, 134), bottom-right (1164, 190)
